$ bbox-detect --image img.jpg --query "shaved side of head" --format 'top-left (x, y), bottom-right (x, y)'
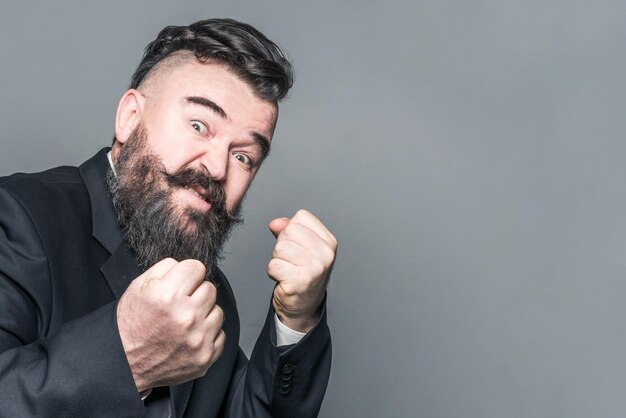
top-left (137, 51), bottom-right (196, 96)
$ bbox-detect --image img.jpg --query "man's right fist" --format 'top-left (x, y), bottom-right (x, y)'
top-left (116, 258), bottom-right (225, 393)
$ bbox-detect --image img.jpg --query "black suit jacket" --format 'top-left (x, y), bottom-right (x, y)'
top-left (0, 148), bottom-right (331, 417)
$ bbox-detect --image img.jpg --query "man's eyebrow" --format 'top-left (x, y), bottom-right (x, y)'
top-left (184, 96), bottom-right (227, 119)
top-left (252, 132), bottom-right (271, 160)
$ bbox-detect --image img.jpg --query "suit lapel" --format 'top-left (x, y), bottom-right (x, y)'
top-left (79, 148), bottom-right (195, 416)
top-left (99, 248), bottom-right (195, 418)
top-left (99, 241), bottom-right (143, 298)
top-left (79, 148), bottom-right (135, 298)
top-left (171, 382), bottom-right (194, 417)
top-left (78, 148), bottom-right (124, 254)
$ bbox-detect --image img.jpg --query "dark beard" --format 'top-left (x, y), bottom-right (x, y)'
top-left (106, 125), bottom-right (243, 278)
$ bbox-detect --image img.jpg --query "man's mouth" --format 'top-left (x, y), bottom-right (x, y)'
top-left (164, 168), bottom-right (227, 214)
top-left (182, 185), bottom-right (212, 212)
top-left (184, 185), bottom-right (210, 203)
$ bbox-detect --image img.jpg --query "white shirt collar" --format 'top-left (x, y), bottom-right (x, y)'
top-left (106, 150), bottom-right (117, 177)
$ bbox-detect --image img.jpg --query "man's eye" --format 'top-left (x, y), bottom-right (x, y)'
top-left (191, 121), bottom-right (207, 134)
top-left (234, 153), bottom-right (253, 167)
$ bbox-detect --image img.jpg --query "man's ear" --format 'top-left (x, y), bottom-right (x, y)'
top-left (114, 89), bottom-right (145, 144)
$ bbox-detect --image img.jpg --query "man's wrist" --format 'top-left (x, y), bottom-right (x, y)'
top-left (274, 312), bottom-right (319, 334)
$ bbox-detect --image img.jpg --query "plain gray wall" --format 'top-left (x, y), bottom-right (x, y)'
top-left (2, 1), bottom-right (626, 417)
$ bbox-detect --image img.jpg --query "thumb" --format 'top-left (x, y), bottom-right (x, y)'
top-left (269, 217), bottom-right (290, 238)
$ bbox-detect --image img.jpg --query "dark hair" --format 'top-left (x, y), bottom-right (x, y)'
top-left (130, 18), bottom-right (293, 102)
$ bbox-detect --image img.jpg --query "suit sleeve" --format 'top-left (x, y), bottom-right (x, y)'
top-left (221, 299), bottom-right (332, 418)
top-left (0, 188), bottom-right (146, 417)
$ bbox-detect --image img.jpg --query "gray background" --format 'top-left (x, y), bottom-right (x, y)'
top-left (1, 1), bottom-right (625, 417)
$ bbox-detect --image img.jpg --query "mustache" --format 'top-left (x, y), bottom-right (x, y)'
top-left (161, 167), bottom-right (231, 216)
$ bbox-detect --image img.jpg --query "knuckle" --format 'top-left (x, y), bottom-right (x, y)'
top-left (267, 259), bottom-right (279, 276)
top-left (321, 245), bottom-right (336, 263)
top-left (329, 234), bottom-right (338, 250)
top-left (192, 259), bottom-right (206, 270)
top-left (310, 259), bottom-right (326, 278)
top-left (271, 244), bottom-right (280, 258)
top-left (197, 349), bottom-right (212, 366)
top-left (280, 284), bottom-right (298, 298)
top-left (184, 259), bottom-right (206, 273)
top-left (277, 227), bottom-right (291, 242)
top-left (213, 336), bottom-right (226, 359)
top-left (127, 277), bottom-right (143, 292)
top-left (187, 333), bottom-right (204, 351)
top-left (202, 281), bottom-right (217, 298)
top-left (213, 305), bottom-right (225, 324)
top-left (281, 224), bottom-right (295, 238)
top-left (271, 257), bottom-right (281, 267)
top-left (199, 361), bottom-right (211, 375)
top-left (152, 258), bottom-right (178, 274)
top-left (155, 291), bottom-right (174, 306)
top-left (275, 240), bottom-right (290, 255)
top-left (295, 209), bottom-right (309, 218)
top-left (176, 311), bottom-right (196, 330)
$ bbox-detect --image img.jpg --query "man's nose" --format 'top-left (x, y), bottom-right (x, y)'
top-left (199, 144), bottom-right (229, 182)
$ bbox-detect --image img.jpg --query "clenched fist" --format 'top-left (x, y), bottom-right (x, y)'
top-left (268, 209), bottom-right (338, 333)
top-left (116, 258), bottom-right (225, 393)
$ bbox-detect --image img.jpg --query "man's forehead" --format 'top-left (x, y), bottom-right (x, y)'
top-left (139, 52), bottom-right (278, 140)
top-left (140, 52), bottom-right (276, 109)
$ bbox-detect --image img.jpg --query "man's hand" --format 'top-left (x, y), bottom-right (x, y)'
top-left (268, 209), bottom-right (337, 333)
top-left (116, 258), bottom-right (225, 393)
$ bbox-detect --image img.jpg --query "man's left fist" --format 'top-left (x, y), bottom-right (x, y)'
top-left (267, 209), bottom-right (337, 333)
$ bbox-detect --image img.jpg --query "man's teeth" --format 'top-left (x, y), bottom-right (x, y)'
top-left (185, 186), bottom-right (207, 201)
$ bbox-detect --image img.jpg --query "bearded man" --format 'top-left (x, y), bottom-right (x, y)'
top-left (0, 18), bottom-right (335, 417)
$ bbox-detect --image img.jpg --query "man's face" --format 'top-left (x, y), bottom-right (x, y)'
top-left (114, 55), bottom-right (278, 217)
top-left (109, 56), bottom-right (278, 273)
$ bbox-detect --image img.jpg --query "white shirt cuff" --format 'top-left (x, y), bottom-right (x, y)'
top-left (274, 313), bottom-right (306, 346)
top-left (140, 388), bottom-right (152, 401)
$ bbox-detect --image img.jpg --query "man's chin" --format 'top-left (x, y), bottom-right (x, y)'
top-left (175, 207), bottom-right (207, 234)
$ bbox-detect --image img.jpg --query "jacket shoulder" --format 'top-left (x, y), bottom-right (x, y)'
top-left (0, 165), bottom-right (88, 210)
top-left (0, 165), bottom-right (92, 245)
top-left (0, 165), bottom-right (81, 189)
